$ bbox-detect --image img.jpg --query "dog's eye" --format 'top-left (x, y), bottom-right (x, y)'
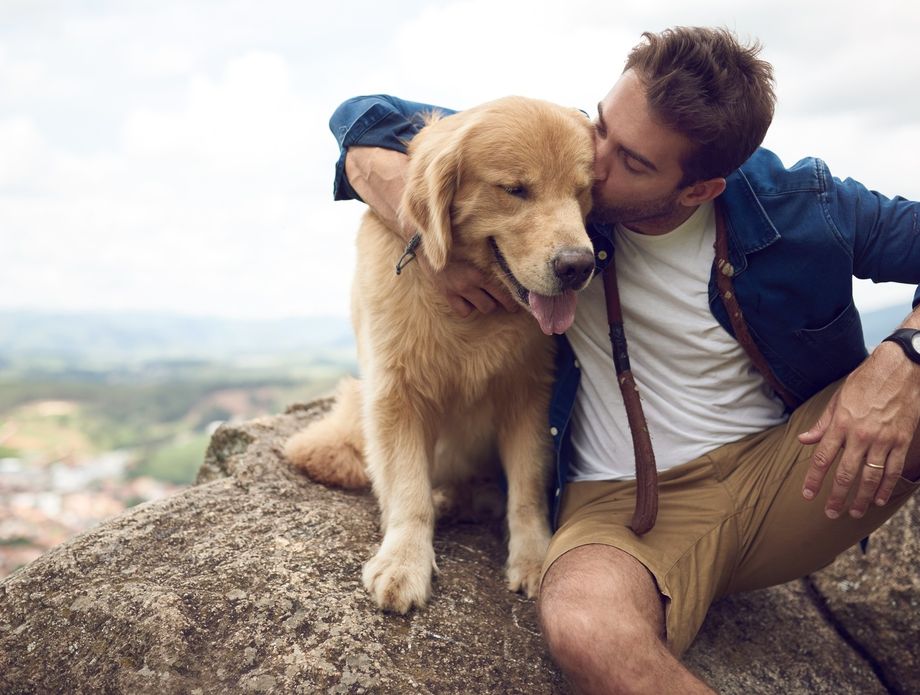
top-left (501, 184), bottom-right (529, 199)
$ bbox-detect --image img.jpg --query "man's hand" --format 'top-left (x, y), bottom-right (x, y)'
top-left (346, 146), bottom-right (517, 317)
top-left (413, 252), bottom-right (518, 317)
top-left (799, 340), bottom-right (920, 519)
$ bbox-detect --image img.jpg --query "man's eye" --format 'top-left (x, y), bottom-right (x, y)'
top-left (502, 184), bottom-right (528, 199)
top-left (623, 155), bottom-right (643, 174)
top-left (594, 122), bottom-right (606, 138)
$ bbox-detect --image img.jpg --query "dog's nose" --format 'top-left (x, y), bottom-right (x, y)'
top-left (553, 248), bottom-right (595, 290)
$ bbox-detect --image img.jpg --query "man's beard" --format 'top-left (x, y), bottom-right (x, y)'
top-left (589, 186), bottom-right (682, 227)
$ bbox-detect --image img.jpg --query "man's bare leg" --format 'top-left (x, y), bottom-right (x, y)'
top-left (538, 544), bottom-right (713, 695)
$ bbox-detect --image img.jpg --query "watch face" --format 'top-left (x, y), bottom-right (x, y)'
top-left (912, 332), bottom-right (920, 353)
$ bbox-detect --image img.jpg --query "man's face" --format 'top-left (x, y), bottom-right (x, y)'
top-left (591, 70), bottom-right (696, 234)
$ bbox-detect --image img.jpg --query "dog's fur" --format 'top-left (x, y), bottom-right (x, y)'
top-left (285, 97), bottom-right (595, 613)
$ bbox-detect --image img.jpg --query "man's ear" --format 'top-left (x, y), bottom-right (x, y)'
top-left (677, 177), bottom-right (726, 207)
top-left (399, 123), bottom-right (467, 273)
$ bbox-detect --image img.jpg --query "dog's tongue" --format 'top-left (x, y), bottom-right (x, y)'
top-left (528, 290), bottom-right (578, 335)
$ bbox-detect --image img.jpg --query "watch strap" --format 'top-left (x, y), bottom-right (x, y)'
top-left (882, 328), bottom-right (920, 365)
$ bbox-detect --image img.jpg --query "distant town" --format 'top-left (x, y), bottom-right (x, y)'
top-left (0, 444), bottom-right (183, 576)
top-left (0, 310), bottom-right (356, 578)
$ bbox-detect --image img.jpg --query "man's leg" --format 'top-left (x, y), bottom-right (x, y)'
top-left (900, 429), bottom-right (920, 481)
top-left (721, 380), bottom-right (920, 595)
top-left (539, 544), bottom-right (714, 695)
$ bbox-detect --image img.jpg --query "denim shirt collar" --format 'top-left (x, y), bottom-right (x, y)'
top-left (718, 166), bottom-right (783, 271)
top-left (588, 166), bottom-right (782, 277)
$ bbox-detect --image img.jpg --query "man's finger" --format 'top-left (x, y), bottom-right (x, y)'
top-left (873, 444), bottom-right (908, 507)
top-left (802, 429), bottom-right (845, 501)
top-left (485, 278), bottom-right (520, 313)
top-left (797, 393), bottom-right (837, 445)
top-left (464, 289), bottom-right (499, 315)
top-left (847, 444), bottom-right (889, 519)
top-left (447, 295), bottom-right (474, 318)
top-left (823, 436), bottom-right (868, 519)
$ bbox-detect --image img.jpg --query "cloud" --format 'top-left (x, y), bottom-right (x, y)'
top-left (0, 117), bottom-right (52, 189)
top-left (0, 0), bottom-right (917, 319)
top-left (0, 45), bottom-right (46, 103)
top-left (127, 43), bottom-right (197, 80)
top-left (121, 52), bottom-right (316, 170)
top-left (0, 44), bottom-right (351, 318)
top-left (374, 0), bottom-right (637, 109)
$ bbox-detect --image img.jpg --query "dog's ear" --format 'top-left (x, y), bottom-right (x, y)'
top-left (400, 120), bottom-right (466, 273)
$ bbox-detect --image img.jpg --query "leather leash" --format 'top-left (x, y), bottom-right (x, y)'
top-left (601, 200), bottom-right (800, 536)
top-left (602, 257), bottom-right (658, 535)
top-left (712, 203), bottom-right (800, 411)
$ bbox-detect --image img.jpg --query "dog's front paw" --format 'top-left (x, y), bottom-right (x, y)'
top-left (506, 528), bottom-right (551, 598)
top-left (362, 540), bottom-right (437, 613)
top-left (506, 556), bottom-right (544, 598)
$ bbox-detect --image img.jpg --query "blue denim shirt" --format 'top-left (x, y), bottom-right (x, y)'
top-left (329, 94), bottom-right (920, 522)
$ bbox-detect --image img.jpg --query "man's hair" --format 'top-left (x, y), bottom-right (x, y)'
top-left (624, 26), bottom-right (775, 185)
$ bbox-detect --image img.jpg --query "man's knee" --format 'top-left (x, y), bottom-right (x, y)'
top-left (538, 583), bottom-right (597, 665)
top-left (538, 545), bottom-right (666, 661)
top-left (538, 544), bottom-right (716, 694)
top-left (539, 581), bottom-right (657, 662)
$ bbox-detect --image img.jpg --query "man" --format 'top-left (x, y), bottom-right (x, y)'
top-left (327, 27), bottom-right (920, 693)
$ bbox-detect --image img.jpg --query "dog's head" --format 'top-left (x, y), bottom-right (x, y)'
top-left (401, 96), bottom-right (596, 335)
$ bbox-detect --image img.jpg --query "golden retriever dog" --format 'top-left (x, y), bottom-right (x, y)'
top-left (285, 96), bottom-right (595, 613)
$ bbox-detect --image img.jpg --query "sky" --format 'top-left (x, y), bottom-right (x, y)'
top-left (1, 0), bottom-right (919, 320)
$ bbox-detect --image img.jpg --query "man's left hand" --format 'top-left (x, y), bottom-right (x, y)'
top-left (798, 341), bottom-right (920, 519)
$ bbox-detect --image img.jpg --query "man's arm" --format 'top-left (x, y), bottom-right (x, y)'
top-left (330, 97), bottom-right (517, 317)
top-left (799, 173), bottom-right (920, 518)
top-left (800, 307), bottom-right (920, 518)
top-left (343, 147), bottom-right (409, 240)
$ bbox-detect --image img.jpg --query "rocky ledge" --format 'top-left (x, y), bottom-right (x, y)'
top-left (0, 400), bottom-right (916, 694)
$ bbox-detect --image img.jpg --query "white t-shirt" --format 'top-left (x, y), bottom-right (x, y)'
top-left (567, 201), bottom-right (788, 481)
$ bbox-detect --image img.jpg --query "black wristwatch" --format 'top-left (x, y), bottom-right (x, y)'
top-left (882, 328), bottom-right (920, 365)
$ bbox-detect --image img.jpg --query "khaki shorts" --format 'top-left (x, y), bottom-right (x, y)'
top-left (541, 378), bottom-right (919, 656)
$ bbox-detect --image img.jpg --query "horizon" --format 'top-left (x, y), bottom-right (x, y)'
top-left (0, 304), bottom-right (907, 363)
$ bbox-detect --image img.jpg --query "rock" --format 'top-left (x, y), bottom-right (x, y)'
top-left (807, 494), bottom-right (919, 693)
top-left (0, 401), bottom-right (916, 694)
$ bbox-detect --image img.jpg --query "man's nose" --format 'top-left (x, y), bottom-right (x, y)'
top-left (592, 139), bottom-right (606, 182)
top-left (593, 156), bottom-right (606, 183)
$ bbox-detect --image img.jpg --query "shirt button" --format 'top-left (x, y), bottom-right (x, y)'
top-left (597, 250), bottom-right (608, 261)
top-left (574, 359), bottom-right (580, 369)
top-left (550, 426), bottom-right (559, 437)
